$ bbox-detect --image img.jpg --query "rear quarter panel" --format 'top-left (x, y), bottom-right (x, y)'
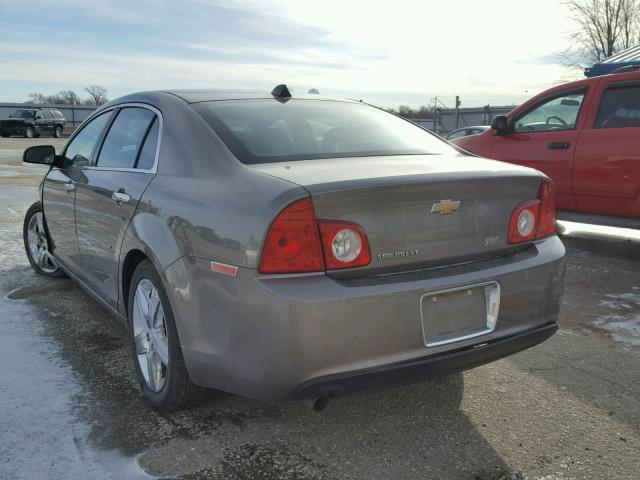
top-left (115, 92), bottom-right (308, 315)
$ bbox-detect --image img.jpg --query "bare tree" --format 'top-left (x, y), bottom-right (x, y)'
top-left (57, 90), bottom-right (81, 105)
top-left (85, 85), bottom-right (109, 106)
top-left (397, 105), bottom-right (414, 117)
top-left (563, 0), bottom-right (640, 68)
top-left (416, 105), bottom-right (435, 118)
top-left (384, 105), bottom-right (436, 119)
top-left (27, 92), bottom-right (47, 104)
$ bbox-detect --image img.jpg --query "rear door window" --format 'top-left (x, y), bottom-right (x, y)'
top-left (594, 84), bottom-right (640, 128)
top-left (135, 117), bottom-right (159, 170)
top-left (96, 107), bottom-right (156, 169)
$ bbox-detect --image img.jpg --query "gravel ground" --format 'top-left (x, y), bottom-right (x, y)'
top-left (0, 137), bottom-right (638, 480)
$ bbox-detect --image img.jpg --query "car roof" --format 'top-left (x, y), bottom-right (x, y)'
top-left (163, 89), bottom-right (359, 104)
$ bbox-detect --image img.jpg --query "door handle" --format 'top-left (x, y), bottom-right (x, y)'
top-left (548, 142), bottom-right (570, 150)
top-left (112, 190), bottom-right (131, 205)
top-left (63, 181), bottom-right (76, 192)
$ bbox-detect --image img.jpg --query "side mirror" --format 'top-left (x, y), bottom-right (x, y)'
top-left (491, 115), bottom-right (509, 133)
top-left (23, 145), bottom-right (56, 165)
top-left (36, 115), bottom-right (43, 120)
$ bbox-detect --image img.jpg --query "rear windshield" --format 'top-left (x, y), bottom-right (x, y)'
top-left (193, 99), bottom-right (453, 164)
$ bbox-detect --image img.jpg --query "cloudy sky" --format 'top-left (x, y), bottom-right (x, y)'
top-left (0, 0), bottom-right (579, 108)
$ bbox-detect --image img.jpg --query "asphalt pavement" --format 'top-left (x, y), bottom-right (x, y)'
top-left (0, 137), bottom-right (638, 480)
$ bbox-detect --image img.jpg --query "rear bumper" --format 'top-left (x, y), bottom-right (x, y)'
top-left (162, 235), bottom-right (565, 402)
top-left (291, 322), bottom-right (557, 400)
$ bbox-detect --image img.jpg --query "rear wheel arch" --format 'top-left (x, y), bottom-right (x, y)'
top-left (127, 257), bottom-right (207, 409)
top-left (121, 249), bottom-right (149, 316)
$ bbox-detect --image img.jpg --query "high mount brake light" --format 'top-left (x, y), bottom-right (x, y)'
top-left (507, 179), bottom-right (557, 244)
top-left (259, 199), bottom-right (372, 274)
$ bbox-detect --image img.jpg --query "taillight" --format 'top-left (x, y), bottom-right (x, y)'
top-left (507, 179), bottom-right (557, 244)
top-left (258, 198), bottom-right (324, 274)
top-left (259, 198), bottom-right (372, 273)
top-left (508, 200), bottom-right (540, 244)
top-left (318, 220), bottom-right (371, 270)
top-left (537, 179), bottom-right (557, 238)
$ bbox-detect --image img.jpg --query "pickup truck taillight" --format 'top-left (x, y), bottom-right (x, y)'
top-left (508, 179), bottom-right (557, 244)
top-left (259, 198), bottom-right (371, 274)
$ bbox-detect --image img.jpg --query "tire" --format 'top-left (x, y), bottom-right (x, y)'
top-left (25, 126), bottom-right (35, 139)
top-left (53, 126), bottom-right (63, 138)
top-left (23, 202), bottom-right (66, 277)
top-left (1, 133), bottom-right (9, 138)
top-left (128, 259), bottom-right (206, 410)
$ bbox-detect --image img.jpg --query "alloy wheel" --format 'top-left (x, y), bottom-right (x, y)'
top-left (27, 211), bottom-right (59, 273)
top-left (132, 278), bottom-right (169, 392)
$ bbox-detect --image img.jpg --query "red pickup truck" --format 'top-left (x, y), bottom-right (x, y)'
top-left (452, 70), bottom-right (640, 224)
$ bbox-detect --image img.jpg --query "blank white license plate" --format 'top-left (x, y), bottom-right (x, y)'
top-left (420, 282), bottom-right (500, 347)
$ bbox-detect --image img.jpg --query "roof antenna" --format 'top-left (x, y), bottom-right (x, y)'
top-left (271, 84), bottom-right (292, 98)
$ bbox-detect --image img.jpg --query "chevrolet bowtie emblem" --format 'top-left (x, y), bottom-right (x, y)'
top-left (430, 199), bottom-right (461, 215)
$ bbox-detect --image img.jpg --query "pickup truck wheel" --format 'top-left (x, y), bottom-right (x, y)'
top-left (1, 134), bottom-right (9, 138)
top-left (128, 259), bottom-right (207, 410)
top-left (23, 202), bottom-right (66, 277)
top-left (25, 126), bottom-right (35, 138)
top-left (53, 126), bottom-right (63, 138)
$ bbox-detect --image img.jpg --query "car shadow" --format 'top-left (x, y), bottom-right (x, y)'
top-left (1, 267), bottom-right (521, 480)
top-left (508, 229), bottom-right (640, 436)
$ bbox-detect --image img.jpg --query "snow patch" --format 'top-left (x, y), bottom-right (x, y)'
top-left (594, 291), bottom-right (640, 346)
top-left (604, 292), bottom-right (640, 304)
top-left (594, 314), bottom-right (640, 346)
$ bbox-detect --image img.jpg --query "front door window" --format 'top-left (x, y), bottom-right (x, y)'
top-left (514, 92), bottom-right (585, 133)
top-left (63, 112), bottom-right (112, 166)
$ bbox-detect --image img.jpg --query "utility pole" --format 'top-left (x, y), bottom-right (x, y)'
top-left (454, 95), bottom-right (461, 128)
top-left (433, 96), bottom-right (438, 133)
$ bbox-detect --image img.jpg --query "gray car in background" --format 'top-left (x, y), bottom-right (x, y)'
top-left (22, 86), bottom-right (565, 411)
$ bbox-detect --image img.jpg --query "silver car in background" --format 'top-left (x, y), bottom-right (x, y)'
top-left (22, 86), bottom-right (565, 411)
top-left (445, 125), bottom-right (490, 141)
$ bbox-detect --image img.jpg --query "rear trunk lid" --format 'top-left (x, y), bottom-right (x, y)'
top-left (250, 154), bottom-right (544, 274)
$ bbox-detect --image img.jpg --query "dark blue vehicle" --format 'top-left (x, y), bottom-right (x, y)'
top-left (1, 108), bottom-right (66, 138)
